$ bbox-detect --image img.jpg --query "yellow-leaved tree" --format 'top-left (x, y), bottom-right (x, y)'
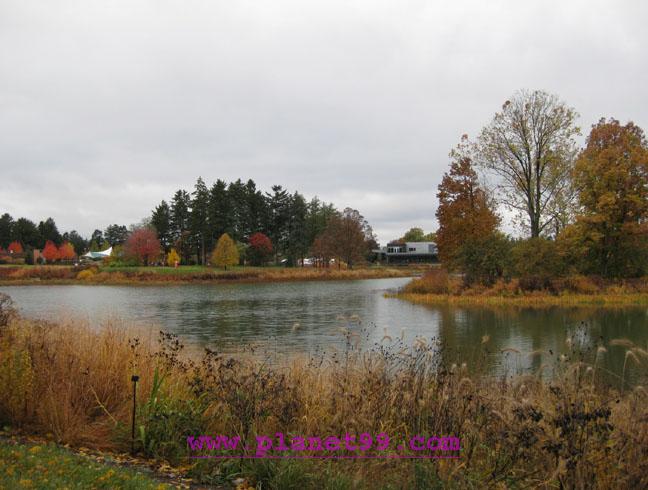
top-left (166, 248), bottom-right (181, 267)
top-left (211, 233), bottom-right (239, 269)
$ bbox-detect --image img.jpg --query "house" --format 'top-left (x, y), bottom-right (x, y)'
top-left (374, 241), bottom-right (438, 264)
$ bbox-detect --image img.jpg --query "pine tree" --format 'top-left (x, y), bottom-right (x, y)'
top-left (170, 189), bottom-right (192, 263)
top-left (191, 178), bottom-right (210, 265)
top-left (151, 201), bottom-right (172, 251)
top-left (208, 180), bottom-right (233, 248)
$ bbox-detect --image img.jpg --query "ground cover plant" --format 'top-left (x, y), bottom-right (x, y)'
top-left (0, 440), bottom-right (170, 489)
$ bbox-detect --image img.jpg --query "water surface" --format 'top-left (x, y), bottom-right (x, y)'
top-left (2, 278), bottom-right (646, 384)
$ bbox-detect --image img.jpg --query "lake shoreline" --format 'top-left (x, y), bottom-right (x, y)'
top-left (0, 264), bottom-right (422, 286)
top-left (392, 291), bottom-right (648, 307)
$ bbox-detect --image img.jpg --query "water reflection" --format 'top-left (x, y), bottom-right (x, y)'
top-left (1, 279), bottom-right (646, 385)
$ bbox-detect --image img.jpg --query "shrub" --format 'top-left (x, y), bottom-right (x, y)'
top-left (457, 232), bottom-right (512, 286)
top-left (76, 269), bottom-right (96, 280)
top-left (403, 269), bottom-right (455, 294)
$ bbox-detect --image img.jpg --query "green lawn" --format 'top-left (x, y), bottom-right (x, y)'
top-left (0, 441), bottom-right (169, 489)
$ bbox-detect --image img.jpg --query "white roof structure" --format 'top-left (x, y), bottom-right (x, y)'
top-left (82, 247), bottom-right (112, 260)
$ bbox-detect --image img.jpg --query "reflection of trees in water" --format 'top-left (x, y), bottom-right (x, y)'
top-left (431, 305), bottom-right (648, 385)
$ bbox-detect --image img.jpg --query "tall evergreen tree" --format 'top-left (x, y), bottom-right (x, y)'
top-left (0, 213), bottom-right (14, 249)
top-left (38, 217), bottom-right (62, 247)
top-left (170, 189), bottom-right (192, 262)
top-left (285, 192), bottom-right (308, 266)
top-left (208, 179), bottom-right (232, 249)
top-left (227, 179), bottom-right (248, 242)
top-left (13, 218), bottom-right (41, 249)
top-left (266, 185), bottom-right (291, 263)
top-left (245, 179), bottom-right (267, 238)
top-left (151, 201), bottom-right (172, 252)
top-left (191, 178), bottom-right (211, 264)
top-left (104, 224), bottom-right (129, 246)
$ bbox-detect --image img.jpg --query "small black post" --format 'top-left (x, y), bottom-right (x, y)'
top-left (131, 374), bottom-right (139, 455)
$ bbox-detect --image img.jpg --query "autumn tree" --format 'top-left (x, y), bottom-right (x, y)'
top-left (8, 241), bottom-right (23, 254)
top-left (568, 118), bottom-right (648, 277)
top-left (400, 227), bottom-right (436, 242)
top-left (42, 240), bottom-right (60, 262)
top-left (319, 208), bottom-right (372, 269)
top-left (436, 138), bottom-right (500, 269)
top-left (475, 90), bottom-right (580, 237)
top-left (124, 227), bottom-right (161, 266)
top-left (166, 248), bottom-right (181, 267)
top-left (211, 233), bottom-right (239, 269)
top-left (58, 241), bottom-right (76, 261)
top-left (247, 232), bottom-right (273, 266)
top-left (61, 230), bottom-right (87, 255)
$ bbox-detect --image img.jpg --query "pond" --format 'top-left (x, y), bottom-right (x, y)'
top-left (2, 278), bottom-right (646, 385)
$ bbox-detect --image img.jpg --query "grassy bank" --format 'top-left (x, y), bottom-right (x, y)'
top-left (0, 298), bottom-right (646, 488)
top-left (0, 264), bottom-right (419, 286)
top-left (0, 439), bottom-right (170, 489)
top-left (393, 270), bottom-right (648, 307)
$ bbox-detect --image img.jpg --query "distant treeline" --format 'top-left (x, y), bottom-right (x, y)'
top-left (149, 178), bottom-right (376, 266)
top-left (0, 178), bottom-right (378, 267)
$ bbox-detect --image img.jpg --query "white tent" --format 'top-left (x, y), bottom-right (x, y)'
top-left (82, 247), bottom-right (112, 260)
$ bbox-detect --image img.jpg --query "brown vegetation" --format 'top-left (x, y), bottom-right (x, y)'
top-left (0, 295), bottom-right (646, 488)
top-left (398, 269), bottom-right (648, 307)
top-left (0, 264), bottom-right (415, 286)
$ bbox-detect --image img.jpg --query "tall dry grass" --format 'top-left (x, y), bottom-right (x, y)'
top-left (0, 295), bottom-right (646, 488)
top-left (399, 269), bottom-right (648, 306)
top-left (0, 264), bottom-right (414, 285)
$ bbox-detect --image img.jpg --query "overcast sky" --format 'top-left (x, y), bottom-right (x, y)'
top-left (1, 0), bottom-right (646, 244)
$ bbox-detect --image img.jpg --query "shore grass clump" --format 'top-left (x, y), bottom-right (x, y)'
top-left (398, 270), bottom-right (648, 307)
top-left (0, 307), bottom-right (646, 488)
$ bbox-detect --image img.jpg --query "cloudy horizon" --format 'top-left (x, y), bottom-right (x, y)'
top-left (1, 0), bottom-right (646, 245)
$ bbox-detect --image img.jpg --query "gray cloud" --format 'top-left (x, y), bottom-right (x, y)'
top-left (1, 0), bottom-right (646, 244)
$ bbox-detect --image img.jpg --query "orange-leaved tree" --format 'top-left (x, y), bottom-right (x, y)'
top-left (58, 241), bottom-right (76, 261)
top-left (436, 136), bottom-right (500, 269)
top-left (42, 240), bottom-right (60, 262)
top-left (568, 118), bottom-right (648, 277)
top-left (211, 233), bottom-right (239, 269)
top-left (7, 241), bottom-right (23, 254)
